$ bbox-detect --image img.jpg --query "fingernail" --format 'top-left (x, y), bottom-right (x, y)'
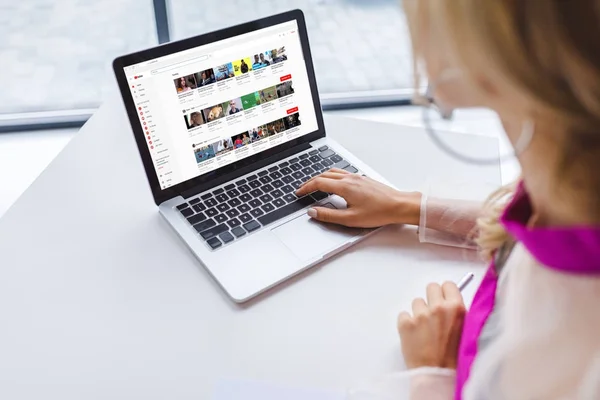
top-left (307, 208), bottom-right (317, 218)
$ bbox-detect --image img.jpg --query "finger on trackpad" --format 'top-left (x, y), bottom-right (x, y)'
top-left (271, 203), bottom-right (364, 262)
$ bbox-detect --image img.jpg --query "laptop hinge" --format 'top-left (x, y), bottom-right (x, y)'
top-left (180, 141), bottom-right (312, 199)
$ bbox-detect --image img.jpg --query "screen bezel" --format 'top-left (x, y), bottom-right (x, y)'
top-left (113, 9), bottom-right (325, 205)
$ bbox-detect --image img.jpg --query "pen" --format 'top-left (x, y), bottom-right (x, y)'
top-left (457, 272), bottom-right (475, 291)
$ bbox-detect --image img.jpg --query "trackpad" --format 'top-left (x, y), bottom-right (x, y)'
top-left (271, 203), bottom-right (364, 262)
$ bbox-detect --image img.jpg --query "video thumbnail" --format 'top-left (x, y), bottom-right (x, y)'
top-left (252, 53), bottom-right (269, 70)
top-left (195, 69), bottom-right (216, 87)
top-left (284, 112), bottom-right (301, 129)
top-left (214, 63), bottom-right (235, 81)
top-left (248, 125), bottom-right (270, 142)
top-left (256, 86), bottom-right (278, 104)
top-left (203, 103), bottom-right (225, 122)
top-left (184, 110), bottom-right (206, 130)
top-left (213, 137), bottom-right (234, 156)
top-left (194, 144), bottom-right (216, 164)
top-left (241, 92), bottom-right (259, 110)
top-left (231, 131), bottom-right (252, 149)
top-left (224, 98), bottom-right (243, 115)
top-left (232, 58), bottom-right (252, 76)
top-left (276, 81), bottom-right (294, 98)
top-left (267, 46), bottom-right (288, 64)
top-left (265, 118), bottom-right (286, 136)
top-left (174, 74), bottom-right (197, 93)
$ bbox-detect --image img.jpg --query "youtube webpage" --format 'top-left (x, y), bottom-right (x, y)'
top-left (124, 21), bottom-right (319, 191)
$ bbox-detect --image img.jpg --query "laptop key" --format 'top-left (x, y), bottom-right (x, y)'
top-left (344, 165), bottom-right (359, 173)
top-left (330, 154), bottom-right (343, 163)
top-left (205, 198), bottom-right (218, 207)
top-left (200, 223), bottom-right (228, 240)
top-left (239, 193), bottom-right (252, 202)
top-left (201, 193), bottom-right (213, 200)
top-left (321, 158), bottom-right (334, 167)
top-left (261, 203), bottom-right (275, 213)
top-left (318, 145), bottom-right (328, 151)
top-left (231, 226), bottom-right (247, 238)
top-left (291, 181), bottom-right (302, 189)
top-left (215, 194), bottom-right (229, 202)
top-left (187, 212), bottom-right (207, 225)
top-left (311, 191), bottom-right (329, 201)
top-left (320, 149), bottom-right (336, 159)
top-left (333, 160), bottom-right (350, 170)
top-left (226, 188), bottom-right (240, 198)
top-left (259, 194), bottom-right (274, 203)
top-left (227, 218), bottom-right (241, 228)
top-left (278, 161), bottom-right (289, 168)
top-left (312, 162), bottom-right (324, 170)
top-left (180, 207), bottom-right (194, 217)
top-left (283, 193), bottom-right (297, 203)
top-left (268, 166), bottom-right (279, 172)
top-left (238, 204), bottom-right (251, 213)
top-left (224, 183), bottom-right (236, 191)
top-left (299, 153), bottom-right (309, 160)
top-left (270, 171), bottom-right (283, 179)
top-left (289, 157), bottom-right (299, 163)
top-left (249, 199), bottom-right (262, 208)
top-left (176, 203), bottom-right (189, 211)
top-left (259, 176), bottom-right (272, 184)
top-left (193, 203), bottom-right (206, 213)
top-left (246, 174), bottom-right (258, 181)
top-left (292, 171), bottom-right (304, 180)
top-left (258, 170), bottom-right (269, 176)
top-left (309, 155), bottom-right (321, 163)
top-left (214, 188), bottom-right (224, 195)
top-left (249, 180), bottom-right (261, 189)
top-left (243, 220), bottom-right (261, 232)
top-left (250, 188), bottom-right (263, 197)
top-left (309, 149), bottom-right (319, 156)
top-left (228, 198), bottom-right (242, 208)
top-left (219, 231), bottom-right (235, 243)
top-left (262, 184), bottom-right (274, 192)
top-left (271, 189), bottom-right (284, 198)
top-left (282, 175), bottom-right (294, 184)
top-left (239, 213), bottom-right (253, 223)
top-left (194, 219), bottom-right (216, 233)
top-left (300, 176), bottom-right (310, 183)
top-left (205, 208), bottom-right (218, 218)
top-left (189, 198), bottom-right (201, 205)
top-left (238, 184), bottom-right (251, 193)
top-left (280, 167), bottom-right (292, 175)
top-left (281, 185), bottom-right (294, 194)
top-left (207, 237), bottom-right (222, 249)
top-left (257, 196), bottom-right (316, 226)
top-left (310, 173), bottom-right (319, 178)
top-left (300, 159), bottom-right (311, 167)
top-left (250, 208), bottom-right (264, 218)
top-left (215, 214), bottom-right (228, 223)
top-left (226, 209), bottom-right (240, 218)
top-left (235, 178), bottom-right (247, 186)
top-left (273, 198), bottom-right (286, 208)
top-left (301, 167), bottom-right (314, 175)
top-left (290, 163), bottom-right (302, 171)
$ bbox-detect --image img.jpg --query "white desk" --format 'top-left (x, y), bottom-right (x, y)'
top-left (0, 98), bottom-right (500, 399)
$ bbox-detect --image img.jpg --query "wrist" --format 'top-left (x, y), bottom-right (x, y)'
top-left (392, 191), bottom-right (422, 226)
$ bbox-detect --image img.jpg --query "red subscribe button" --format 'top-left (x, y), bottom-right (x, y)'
top-left (286, 107), bottom-right (298, 114)
top-left (280, 74), bottom-right (292, 82)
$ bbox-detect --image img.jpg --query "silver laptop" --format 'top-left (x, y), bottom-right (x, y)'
top-left (113, 10), bottom-right (390, 302)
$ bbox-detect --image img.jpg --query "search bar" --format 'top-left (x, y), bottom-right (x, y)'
top-left (151, 55), bottom-right (209, 75)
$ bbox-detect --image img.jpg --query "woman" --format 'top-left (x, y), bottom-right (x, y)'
top-left (176, 77), bottom-right (191, 93)
top-left (297, 1), bottom-right (600, 398)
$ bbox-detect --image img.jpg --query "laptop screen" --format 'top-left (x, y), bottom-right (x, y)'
top-left (123, 20), bottom-right (319, 191)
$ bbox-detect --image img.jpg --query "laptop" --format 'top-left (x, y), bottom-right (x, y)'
top-left (113, 9), bottom-right (392, 302)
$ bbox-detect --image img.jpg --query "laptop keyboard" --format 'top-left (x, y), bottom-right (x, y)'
top-left (175, 146), bottom-right (359, 250)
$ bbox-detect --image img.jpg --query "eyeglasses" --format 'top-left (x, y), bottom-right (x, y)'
top-left (415, 70), bottom-right (534, 165)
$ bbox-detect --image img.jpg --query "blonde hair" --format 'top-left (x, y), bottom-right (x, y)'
top-left (407, 0), bottom-right (600, 258)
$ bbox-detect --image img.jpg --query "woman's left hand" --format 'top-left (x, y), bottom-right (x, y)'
top-left (397, 281), bottom-right (467, 370)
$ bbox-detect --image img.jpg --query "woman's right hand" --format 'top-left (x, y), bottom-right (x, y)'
top-left (295, 168), bottom-right (422, 228)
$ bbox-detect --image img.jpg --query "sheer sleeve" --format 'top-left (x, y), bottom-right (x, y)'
top-left (347, 368), bottom-right (455, 400)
